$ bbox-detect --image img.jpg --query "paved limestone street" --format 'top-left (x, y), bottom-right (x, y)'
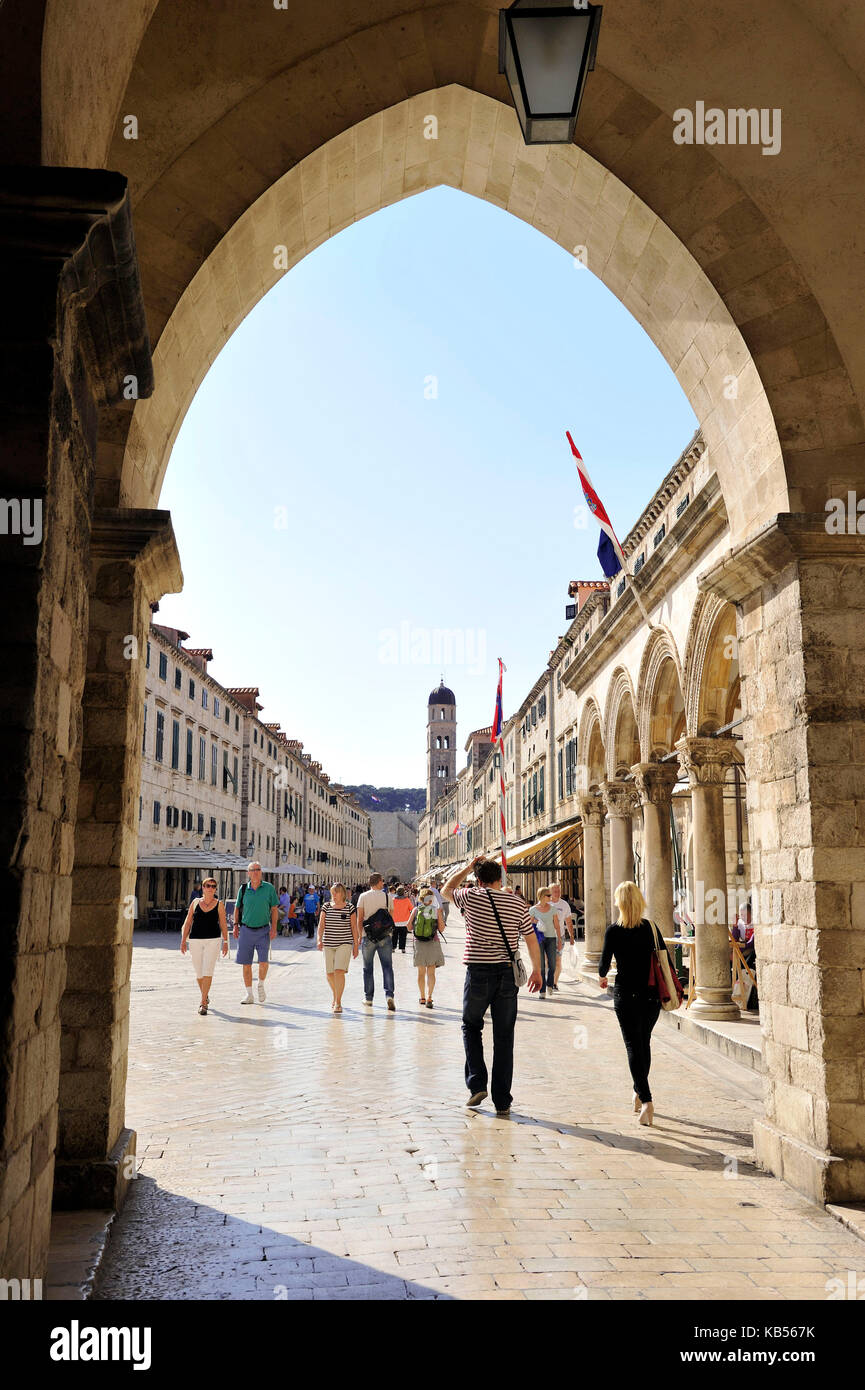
top-left (93, 913), bottom-right (865, 1302)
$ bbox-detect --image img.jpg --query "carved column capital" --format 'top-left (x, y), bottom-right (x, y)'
top-left (676, 736), bottom-right (741, 787)
top-left (578, 793), bottom-right (605, 829)
top-left (601, 779), bottom-right (639, 819)
top-left (631, 760), bottom-right (679, 805)
top-left (91, 508), bottom-right (183, 603)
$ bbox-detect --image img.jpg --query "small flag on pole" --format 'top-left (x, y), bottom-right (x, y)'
top-left (490, 658), bottom-right (508, 887)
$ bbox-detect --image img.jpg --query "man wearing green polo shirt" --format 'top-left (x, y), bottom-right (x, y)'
top-left (233, 861), bottom-right (280, 1004)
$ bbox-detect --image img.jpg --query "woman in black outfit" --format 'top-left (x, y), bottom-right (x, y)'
top-left (598, 881), bottom-right (674, 1127)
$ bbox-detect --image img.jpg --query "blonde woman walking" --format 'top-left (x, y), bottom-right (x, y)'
top-left (408, 885), bottom-right (446, 1007)
top-left (317, 882), bottom-right (358, 1013)
top-left (180, 877), bottom-right (229, 1015)
top-left (598, 881), bottom-right (674, 1127)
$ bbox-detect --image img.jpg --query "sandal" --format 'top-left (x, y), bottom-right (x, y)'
top-left (198, 1004), bottom-right (208, 1015)
top-left (419, 997), bottom-right (426, 1005)
top-left (334, 1004), bottom-right (342, 1014)
top-left (426, 999), bottom-right (434, 1008)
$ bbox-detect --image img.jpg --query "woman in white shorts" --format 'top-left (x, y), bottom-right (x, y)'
top-left (317, 882), bottom-right (358, 1013)
top-left (180, 877), bottom-right (229, 1014)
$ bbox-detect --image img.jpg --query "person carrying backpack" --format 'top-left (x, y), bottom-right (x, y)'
top-left (408, 884), bottom-right (446, 1007)
top-left (356, 873), bottom-right (396, 1010)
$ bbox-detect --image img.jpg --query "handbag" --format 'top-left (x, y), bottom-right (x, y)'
top-left (485, 889), bottom-right (528, 989)
top-left (647, 919), bottom-right (684, 1011)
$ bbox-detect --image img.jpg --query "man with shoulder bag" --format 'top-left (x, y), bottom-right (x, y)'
top-left (356, 873), bottom-right (397, 1010)
top-left (443, 856), bottom-right (542, 1116)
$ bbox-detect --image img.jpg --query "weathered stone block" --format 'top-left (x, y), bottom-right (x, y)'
top-left (772, 1002), bottom-right (810, 1050)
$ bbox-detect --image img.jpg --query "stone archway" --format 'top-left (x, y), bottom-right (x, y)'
top-left (636, 626), bottom-right (686, 760)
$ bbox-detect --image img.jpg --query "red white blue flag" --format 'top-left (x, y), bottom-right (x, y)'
top-left (490, 657), bottom-right (505, 750)
top-left (567, 432), bottom-right (626, 580)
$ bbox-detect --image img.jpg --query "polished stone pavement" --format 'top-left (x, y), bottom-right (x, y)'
top-left (92, 919), bottom-right (865, 1301)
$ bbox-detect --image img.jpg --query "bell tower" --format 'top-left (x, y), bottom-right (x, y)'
top-left (426, 679), bottom-right (457, 812)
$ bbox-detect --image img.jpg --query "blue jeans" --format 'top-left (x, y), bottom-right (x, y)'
top-left (362, 934), bottom-right (394, 999)
top-left (462, 963), bottom-right (518, 1111)
top-left (539, 936), bottom-right (557, 993)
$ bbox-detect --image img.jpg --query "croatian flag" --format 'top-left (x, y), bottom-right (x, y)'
top-left (490, 657), bottom-right (505, 750)
top-left (452, 822), bottom-right (463, 835)
top-left (370, 794), bottom-right (381, 803)
top-left (567, 432), bottom-right (625, 580)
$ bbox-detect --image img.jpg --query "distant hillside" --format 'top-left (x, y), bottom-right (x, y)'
top-left (345, 786), bottom-right (425, 813)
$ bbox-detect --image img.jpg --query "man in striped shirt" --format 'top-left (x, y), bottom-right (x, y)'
top-left (443, 856), bottom-right (542, 1116)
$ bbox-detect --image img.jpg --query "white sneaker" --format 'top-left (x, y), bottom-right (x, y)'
top-left (241, 992), bottom-right (254, 1005)
top-left (258, 983), bottom-right (267, 1003)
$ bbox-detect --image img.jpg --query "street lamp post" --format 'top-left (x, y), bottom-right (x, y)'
top-left (499, 0), bottom-right (602, 145)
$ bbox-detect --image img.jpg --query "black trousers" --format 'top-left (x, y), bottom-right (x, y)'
top-left (393, 924), bottom-right (408, 952)
top-left (612, 987), bottom-right (661, 1104)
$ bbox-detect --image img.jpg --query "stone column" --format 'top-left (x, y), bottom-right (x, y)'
top-left (54, 511), bottom-right (181, 1210)
top-left (701, 517), bottom-right (865, 1203)
top-left (632, 762), bottom-right (679, 937)
top-left (0, 169), bottom-right (153, 1278)
top-left (602, 780), bottom-right (639, 902)
top-left (578, 795), bottom-right (606, 981)
top-left (676, 737), bottom-right (741, 1020)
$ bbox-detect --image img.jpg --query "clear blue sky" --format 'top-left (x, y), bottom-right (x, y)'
top-left (157, 186), bottom-right (697, 788)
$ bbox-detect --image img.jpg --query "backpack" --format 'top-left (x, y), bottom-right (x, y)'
top-left (235, 882), bottom-right (247, 923)
top-left (414, 905), bottom-right (437, 940)
top-left (364, 891), bottom-right (394, 941)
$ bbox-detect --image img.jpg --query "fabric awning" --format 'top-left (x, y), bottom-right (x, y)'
top-left (506, 820), bottom-right (583, 871)
top-left (136, 848), bottom-right (276, 871)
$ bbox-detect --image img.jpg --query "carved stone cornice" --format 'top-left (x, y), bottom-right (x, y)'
top-left (601, 780), bottom-right (639, 819)
top-left (91, 508), bottom-right (182, 602)
top-left (697, 513), bottom-right (865, 605)
top-left (631, 761), bottom-right (679, 805)
top-left (676, 736), bottom-right (741, 787)
top-left (0, 165), bottom-right (153, 408)
top-left (578, 794), bottom-right (606, 829)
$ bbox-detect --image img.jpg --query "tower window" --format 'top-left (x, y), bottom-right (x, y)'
top-left (443, 736), bottom-right (449, 749)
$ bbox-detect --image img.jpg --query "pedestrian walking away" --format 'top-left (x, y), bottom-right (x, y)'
top-left (598, 881), bottom-right (676, 1127)
top-left (234, 862), bottom-right (280, 1004)
top-left (180, 877), bottom-right (229, 1014)
top-left (303, 884), bottom-right (320, 940)
top-left (530, 886), bottom-right (563, 997)
top-left (431, 875), bottom-right (449, 926)
top-left (408, 884), bottom-right (446, 1007)
top-left (391, 885), bottom-right (413, 953)
top-left (444, 856), bottom-right (542, 1115)
top-left (356, 873), bottom-right (396, 1009)
top-left (317, 882), bottom-right (358, 1013)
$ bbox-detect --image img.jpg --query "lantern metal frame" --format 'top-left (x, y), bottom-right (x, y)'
top-left (498, 1), bottom-right (603, 145)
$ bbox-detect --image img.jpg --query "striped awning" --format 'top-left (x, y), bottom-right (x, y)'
top-left (506, 819), bottom-right (583, 870)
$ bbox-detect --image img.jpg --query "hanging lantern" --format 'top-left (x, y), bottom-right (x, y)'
top-left (499, 0), bottom-right (603, 145)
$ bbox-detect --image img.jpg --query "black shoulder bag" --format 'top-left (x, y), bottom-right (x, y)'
top-left (485, 889), bottom-right (528, 988)
top-left (364, 891), bottom-right (394, 943)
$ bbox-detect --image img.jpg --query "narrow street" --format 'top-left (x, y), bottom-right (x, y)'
top-left (93, 917), bottom-right (865, 1301)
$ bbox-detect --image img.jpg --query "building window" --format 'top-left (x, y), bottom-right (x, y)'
top-left (443, 736), bottom-right (449, 749)
top-left (221, 820), bottom-right (226, 840)
top-left (202, 689), bottom-right (208, 710)
top-left (539, 765), bottom-right (545, 814)
top-left (186, 729), bottom-right (193, 776)
top-left (676, 494), bottom-right (690, 518)
top-left (538, 694), bottom-right (547, 719)
top-left (223, 750), bottom-right (229, 790)
top-left (158, 651), bottom-right (167, 680)
top-left (155, 711), bottom-right (165, 763)
top-left (198, 737), bottom-right (206, 780)
top-left (633, 551), bottom-right (645, 574)
top-left (235, 715), bottom-right (239, 731)
top-left (214, 697), bottom-right (220, 718)
top-left (253, 729), bottom-right (257, 746)
top-left (653, 523), bottom-right (666, 549)
top-left (233, 756), bottom-right (238, 793)
top-left (531, 704), bottom-right (537, 727)
top-left (171, 719), bottom-right (180, 770)
top-left (211, 744), bottom-right (218, 786)
top-left (174, 667), bottom-right (181, 690)
top-left (532, 771), bottom-right (538, 816)
top-left (232, 823), bottom-right (237, 842)
top-left (146, 641), bottom-right (151, 670)
top-left (188, 678), bottom-right (195, 699)
top-left (224, 708), bottom-right (229, 725)
top-left (138, 796), bottom-right (142, 822)
top-left (558, 749), bottom-right (563, 801)
top-left (617, 576), bottom-right (626, 598)
top-left (197, 812), bottom-right (204, 834)
top-left (142, 703), bottom-right (148, 755)
top-left (209, 817), bottom-right (216, 838)
top-left (153, 800), bottom-right (161, 826)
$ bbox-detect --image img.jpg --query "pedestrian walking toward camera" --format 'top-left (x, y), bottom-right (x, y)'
top-left (233, 862), bottom-right (279, 1004)
top-left (530, 886), bottom-right (563, 997)
top-left (599, 881), bottom-right (676, 1127)
top-left (408, 884), bottom-right (446, 1007)
top-left (317, 882), bottom-right (358, 1013)
top-left (303, 884), bottom-right (320, 940)
top-left (391, 885), bottom-right (413, 953)
top-left (550, 883), bottom-right (575, 987)
top-left (180, 877), bottom-right (229, 1014)
top-left (356, 873), bottom-right (396, 1010)
top-left (444, 856), bottom-right (542, 1116)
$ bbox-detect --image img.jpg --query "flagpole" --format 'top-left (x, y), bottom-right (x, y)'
top-left (494, 658), bottom-right (508, 889)
top-left (566, 432), bottom-right (655, 630)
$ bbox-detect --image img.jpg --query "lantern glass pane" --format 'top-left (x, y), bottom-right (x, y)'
top-left (512, 13), bottom-right (591, 116)
top-left (504, 38), bottom-right (528, 134)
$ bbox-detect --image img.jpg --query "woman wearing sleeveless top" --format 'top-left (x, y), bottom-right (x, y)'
top-left (317, 882), bottom-right (358, 1013)
top-left (180, 877), bottom-right (229, 1015)
top-left (407, 884), bottom-right (446, 1007)
top-left (598, 881), bottom-right (675, 1127)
